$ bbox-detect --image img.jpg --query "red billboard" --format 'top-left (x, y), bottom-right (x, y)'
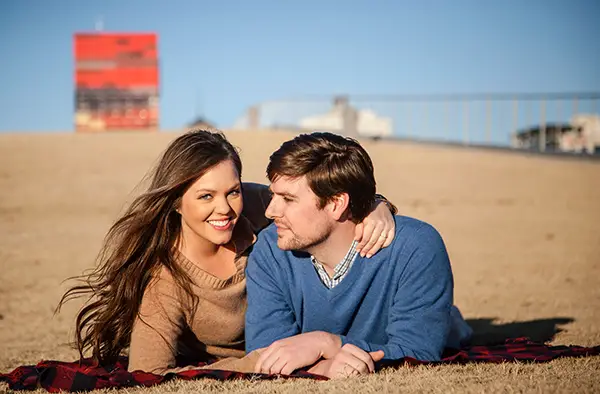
top-left (74, 33), bottom-right (159, 132)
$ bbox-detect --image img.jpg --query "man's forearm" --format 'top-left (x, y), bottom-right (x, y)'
top-left (315, 331), bottom-right (342, 358)
top-left (252, 331), bottom-right (343, 375)
top-left (339, 307), bottom-right (451, 362)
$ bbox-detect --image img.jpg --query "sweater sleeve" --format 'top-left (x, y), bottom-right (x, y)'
top-left (340, 223), bottom-right (453, 361)
top-left (244, 233), bottom-right (300, 352)
top-left (127, 270), bottom-right (185, 374)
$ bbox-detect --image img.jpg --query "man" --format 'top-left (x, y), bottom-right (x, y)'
top-left (245, 132), bottom-right (472, 378)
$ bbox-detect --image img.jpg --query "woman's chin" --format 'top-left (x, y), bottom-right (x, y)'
top-left (209, 232), bottom-right (234, 246)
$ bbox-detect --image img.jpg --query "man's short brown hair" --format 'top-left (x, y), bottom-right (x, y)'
top-left (267, 132), bottom-right (376, 222)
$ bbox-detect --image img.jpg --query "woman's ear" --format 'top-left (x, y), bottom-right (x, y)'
top-left (173, 196), bottom-right (182, 214)
top-left (172, 204), bottom-right (181, 215)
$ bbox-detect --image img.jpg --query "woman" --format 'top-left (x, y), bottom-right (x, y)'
top-left (57, 129), bottom-right (397, 375)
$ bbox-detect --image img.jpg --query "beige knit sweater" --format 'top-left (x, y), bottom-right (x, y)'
top-left (127, 183), bottom-right (271, 374)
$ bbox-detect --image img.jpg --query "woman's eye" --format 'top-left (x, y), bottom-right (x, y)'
top-left (229, 189), bottom-right (241, 196)
top-left (198, 194), bottom-right (212, 200)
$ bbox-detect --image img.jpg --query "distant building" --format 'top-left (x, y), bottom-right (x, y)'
top-left (570, 114), bottom-right (600, 154)
top-left (299, 96), bottom-right (393, 138)
top-left (511, 114), bottom-right (600, 154)
top-left (187, 116), bottom-right (218, 131)
top-left (74, 32), bottom-right (159, 132)
top-left (511, 123), bottom-right (574, 152)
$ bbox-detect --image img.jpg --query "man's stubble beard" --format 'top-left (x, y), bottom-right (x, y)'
top-left (277, 223), bottom-right (333, 252)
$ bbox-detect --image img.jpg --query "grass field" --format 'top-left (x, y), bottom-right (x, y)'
top-left (1, 130), bottom-right (599, 393)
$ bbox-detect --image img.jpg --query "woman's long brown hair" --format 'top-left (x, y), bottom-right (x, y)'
top-left (56, 129), bottom-right (242, 364)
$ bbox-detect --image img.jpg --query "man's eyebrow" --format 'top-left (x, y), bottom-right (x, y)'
top-left (268, 187), bottom-right (297, 199)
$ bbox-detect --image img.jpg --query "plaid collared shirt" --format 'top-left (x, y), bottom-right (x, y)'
top-left (311, 240), bottom-right (359, 289)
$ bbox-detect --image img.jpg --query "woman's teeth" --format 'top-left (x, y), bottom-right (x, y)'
top-left (208, 219), bottom-right (229, 227)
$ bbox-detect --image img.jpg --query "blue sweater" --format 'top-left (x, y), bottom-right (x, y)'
top-left (245, 215), bottom-right (466, 361)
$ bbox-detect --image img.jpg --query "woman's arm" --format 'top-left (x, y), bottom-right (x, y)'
top-left (127, 271), bottom-right (185, 374)
top-left (241, 182), bottom-right (273, 232)
top-left (355, 195), bottom-right (398, 258)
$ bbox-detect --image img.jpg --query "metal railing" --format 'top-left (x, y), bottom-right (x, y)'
top-left (233, 92), bottom-right (600, 152)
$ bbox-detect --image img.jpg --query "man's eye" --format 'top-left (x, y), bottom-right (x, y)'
top-left (283, 196), bottom-right (293, 203)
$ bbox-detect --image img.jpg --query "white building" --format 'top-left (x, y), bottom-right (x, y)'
top-left (299, 97), bottom-right (393, 138)
top-left (568, 114), bottom-right (600, 154)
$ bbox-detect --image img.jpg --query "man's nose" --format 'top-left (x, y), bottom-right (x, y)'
top-left (265, 199), bottom-right (279, 220)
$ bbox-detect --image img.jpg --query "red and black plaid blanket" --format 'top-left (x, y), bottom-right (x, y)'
top-left (2, 338), bottom-right (599, 393)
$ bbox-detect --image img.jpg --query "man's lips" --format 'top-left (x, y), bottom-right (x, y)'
top-left (274, 222), bottom-right (289, 230)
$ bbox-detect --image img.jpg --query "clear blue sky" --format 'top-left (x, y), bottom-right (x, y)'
top-left (1, 0), bottom-right (599, 133)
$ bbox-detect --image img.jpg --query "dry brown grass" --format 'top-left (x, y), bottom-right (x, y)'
top-left (1, 130), bottom-right (599, 393)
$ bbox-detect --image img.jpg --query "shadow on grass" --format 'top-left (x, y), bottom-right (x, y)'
top-left (466, 317), bottom-right (574, 345)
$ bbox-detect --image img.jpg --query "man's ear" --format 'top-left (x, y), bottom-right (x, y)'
top-left (326, 193), bottom-right (350, 221)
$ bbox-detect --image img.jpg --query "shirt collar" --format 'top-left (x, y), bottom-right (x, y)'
top-left (310, 239), bottom-right (359, 275)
